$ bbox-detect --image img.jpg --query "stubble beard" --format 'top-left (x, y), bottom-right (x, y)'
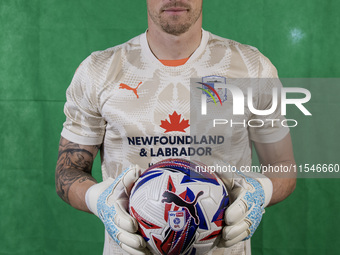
top-left (149, 3), bottom-right (202, 36)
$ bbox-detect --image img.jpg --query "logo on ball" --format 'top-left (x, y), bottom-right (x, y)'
top-left (169, 211), bottom-right (185, 231)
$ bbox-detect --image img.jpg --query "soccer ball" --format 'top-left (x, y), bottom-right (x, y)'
top-left (129, 158), bottom-right (229, 255)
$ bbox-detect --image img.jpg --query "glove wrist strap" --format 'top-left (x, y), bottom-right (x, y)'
top-left (244, 172), bottom-right (273, 207)
top-left (85, 184), bottom-right (98, 216)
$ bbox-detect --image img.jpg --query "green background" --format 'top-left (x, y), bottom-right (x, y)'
top-left (0, 0), bottom-right (339, 254)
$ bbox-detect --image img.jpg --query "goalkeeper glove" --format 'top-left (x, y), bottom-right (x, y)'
top-left (85, 165), bottom-right (150, 255)
top-left (219, 170), bottom-right (273, 247)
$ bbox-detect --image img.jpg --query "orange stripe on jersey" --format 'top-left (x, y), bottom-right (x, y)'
top-left (159, 58), bottom-right (189, 67)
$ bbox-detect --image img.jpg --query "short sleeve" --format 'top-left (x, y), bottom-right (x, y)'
top-left (61, 56), bottom-right (106, 145)
top-left (248, 54), bottom-right (290, 143)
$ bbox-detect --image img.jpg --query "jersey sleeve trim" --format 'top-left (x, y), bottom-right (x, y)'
top-left (250, 127), bottom-right (290, 144)
top-left (61, 128), bottom-right (103, 145)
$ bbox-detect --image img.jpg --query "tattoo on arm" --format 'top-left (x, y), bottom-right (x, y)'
top-left (55, 137), bottom-right (100, 204)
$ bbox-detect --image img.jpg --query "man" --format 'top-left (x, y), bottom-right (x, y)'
top-left (55, 0), bottom-right (296, 254)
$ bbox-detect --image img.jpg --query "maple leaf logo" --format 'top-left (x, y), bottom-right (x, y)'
top-left (160, 111), bottom-right (190, 133)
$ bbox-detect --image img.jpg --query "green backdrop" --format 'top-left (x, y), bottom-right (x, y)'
top-left (1, 0), bottom-right (339, 254)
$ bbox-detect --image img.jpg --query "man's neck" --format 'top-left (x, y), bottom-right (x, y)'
top-left (146, 18), bottom-right (203, 60)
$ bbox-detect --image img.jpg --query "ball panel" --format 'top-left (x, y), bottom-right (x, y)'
top-left (129, 159), bottom-right (229, 255)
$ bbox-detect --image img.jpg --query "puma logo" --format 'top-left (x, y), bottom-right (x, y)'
top-left (119, 81), bottom-right (143, 99)
top-left (162, 190), bottom-right (204, 225)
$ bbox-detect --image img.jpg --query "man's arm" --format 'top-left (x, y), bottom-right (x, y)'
top-left (253, 132), bottom-right (297, 206)
top-left (55, 136), bottom-right (100, 212)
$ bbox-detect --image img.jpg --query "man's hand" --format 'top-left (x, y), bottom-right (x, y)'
top-left (219, 171), bottom-right (273, 247)
top-left (85, 166), bottom-right (150, 255)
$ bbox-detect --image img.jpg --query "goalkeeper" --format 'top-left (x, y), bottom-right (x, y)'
top-left (55, 0), bottom-right (296, 254)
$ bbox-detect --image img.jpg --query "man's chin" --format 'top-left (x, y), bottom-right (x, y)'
top-left (160, 21), bottom-right (191, 36)
top-left (163, 27), bottom-right (190, 36)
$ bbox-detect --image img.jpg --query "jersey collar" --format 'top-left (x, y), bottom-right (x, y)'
top-left (140, 29), bottom-right (209, 68)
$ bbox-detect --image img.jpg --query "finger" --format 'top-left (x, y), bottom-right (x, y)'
top-left (117, 229), bottom-right (146, 250)
top-left (109, 166), bottom-right (142, 203)
top-left (114, 201), bottom-right (139, 232)
top-left (225, 195), bottom-right (248, 225)
top-left (218, 230), bottom-right (249, 248)
top-left (122, 165), bottom-right (142, 193)
top-left (120, 243), bottom-right (151, 255)
top-left (222, 221), bottom-right (250, 240)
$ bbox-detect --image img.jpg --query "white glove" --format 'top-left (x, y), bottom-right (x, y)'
top-left (218, 170), bottom-right (273, 247)
top-left (85, 166), bottom-right (150, 255)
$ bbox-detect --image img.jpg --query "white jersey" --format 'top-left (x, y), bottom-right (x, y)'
top-left (62, 29), bottom-right (289, 255)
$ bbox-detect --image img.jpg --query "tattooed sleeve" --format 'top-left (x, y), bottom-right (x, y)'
top-left (55, 137), bottom-right (100, 204)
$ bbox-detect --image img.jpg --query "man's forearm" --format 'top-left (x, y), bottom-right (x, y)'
top-left (263, 161), bottom-right (297, 206)
top-left (56, 167), bottom-right (97, 212)
top-left (55, 137), bottom-right (99, 212)
top-left (254, 133), bottom-right (297, 206)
